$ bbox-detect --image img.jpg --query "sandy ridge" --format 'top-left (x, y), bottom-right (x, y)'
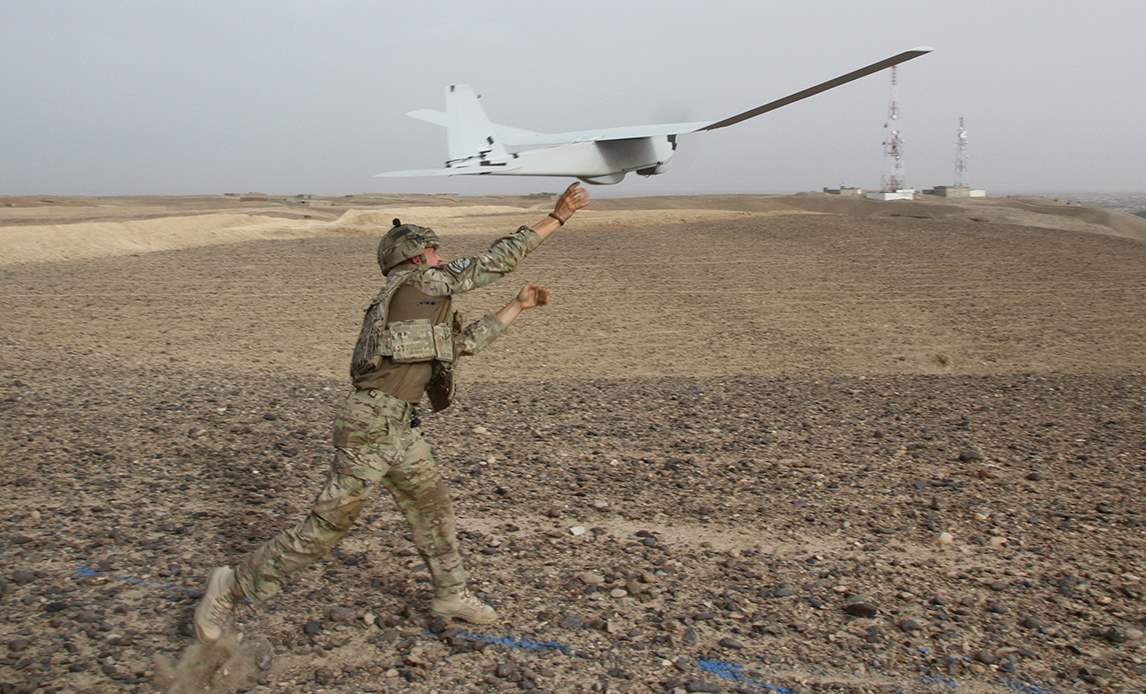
top-left (0, 206), bottom-right (766, 265)
top-left (3, 194), bottom-right (1144, 266)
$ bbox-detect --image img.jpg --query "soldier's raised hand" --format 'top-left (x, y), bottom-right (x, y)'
top-left (515, 283), bottom-right (549, 310)
top-left (552, 182), bottom-right (590, 221)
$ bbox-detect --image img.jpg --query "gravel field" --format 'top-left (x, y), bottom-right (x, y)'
top-left (1, 195), bottom-right (1144, 693)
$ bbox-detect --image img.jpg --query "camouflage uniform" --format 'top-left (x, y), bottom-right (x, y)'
top-left (233, 225), bottom-right (541, 603)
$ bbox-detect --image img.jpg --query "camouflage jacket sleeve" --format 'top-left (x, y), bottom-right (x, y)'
top-left (407, 225), bottom-right (542, 297)
top-left (456, 313), bottom-right (507, 356)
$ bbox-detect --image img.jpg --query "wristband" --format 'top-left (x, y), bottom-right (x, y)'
top-left (548, 212), bottom-right (566, 226)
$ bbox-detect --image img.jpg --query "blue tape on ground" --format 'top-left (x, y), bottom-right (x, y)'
top-left (921, 671), bottom-right (959, 689)
top-left (1001, 677), bottom-right (1067, 694)
top-left (697, 659), bottom-right (794, 693)
top-left (444, 629), bottom-right (572, 655)
top-left (75, 566), bottom-right (204, 597)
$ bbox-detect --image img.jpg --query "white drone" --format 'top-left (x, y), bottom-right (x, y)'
top-left (378, 47), bottom-right (932, 185)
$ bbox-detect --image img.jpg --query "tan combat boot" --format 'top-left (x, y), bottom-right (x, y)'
top-left (193, 566), bottom-right (241, 642)
top-left (431, 587), bottom-right (498, 625)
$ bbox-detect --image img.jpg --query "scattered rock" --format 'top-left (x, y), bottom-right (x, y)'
top-left (686, 681), bottom-right (721, 693)
top-left (717, 637), bottom-right (743, 649)
top-left (844, 601), bottom-right (878, 618)
top-left (936, 532), bottom-right (955, 546)
top-left (577, 571), bottom-right (604, 586)
top-left (325, 606), bottom-right (356, 623)
top-left (610, 588), bottom-right (628, 599)
top-left (314, 667), bottom-right (334, 684)
top-left (1079, 666), bottom-right (1110, 684)
top-left (1025, 471), bottom-right (1042, 481)
top-left (569, 526), bottom-right (587, 537)
top-left (766, 583), bottom-right (796, 598)
top-left (958, 449), bottom-right (982, 462)
top-left (1101, 626), bottom-right (1127, 644)
top-left (302, 619), bottom-right (322, 635)
top-left (897, 618), bottom-right (922, 633)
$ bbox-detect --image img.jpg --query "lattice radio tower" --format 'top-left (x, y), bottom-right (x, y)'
top-left (954, 116), bottom-right (968, 187)
top-left (881, 66), bottom-right (906, 192)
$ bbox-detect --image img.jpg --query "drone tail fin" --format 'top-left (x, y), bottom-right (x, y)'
top-left (445, 84), bottom-right (508, 164)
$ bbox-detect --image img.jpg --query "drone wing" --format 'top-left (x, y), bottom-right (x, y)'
top-left (699, 46), bottom-right (933, 131)
top-left (492, 46), bottom-right (933, 146)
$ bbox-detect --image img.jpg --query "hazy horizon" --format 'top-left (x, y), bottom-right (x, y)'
top-left (2, 1), bottom-right (1143, 197)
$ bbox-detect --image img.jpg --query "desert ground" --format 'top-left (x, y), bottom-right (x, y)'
top-left (1, 191), bottom-right (1144, 693)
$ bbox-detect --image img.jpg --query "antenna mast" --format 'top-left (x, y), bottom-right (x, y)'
top-left (954, 116), bottom-right (968, 187)
top-left (881, 66), bottom-right (906, 192)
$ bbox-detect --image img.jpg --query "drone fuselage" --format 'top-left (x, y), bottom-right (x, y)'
top-left (501, 136), bottom-right (675, 184)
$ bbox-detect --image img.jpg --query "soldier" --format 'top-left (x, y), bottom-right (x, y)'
top-left (193, 183), bottom-right (590, 643)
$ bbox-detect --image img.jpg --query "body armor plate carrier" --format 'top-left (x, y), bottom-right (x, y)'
top-left (350, 269), bottom-right (458, 411)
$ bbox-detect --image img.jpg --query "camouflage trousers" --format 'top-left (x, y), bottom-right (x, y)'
top-left (234, 389), bottom-right (466, 603)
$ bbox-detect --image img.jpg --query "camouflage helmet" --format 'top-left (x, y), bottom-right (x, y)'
top-left (377, 218), bottom-right (440, 273)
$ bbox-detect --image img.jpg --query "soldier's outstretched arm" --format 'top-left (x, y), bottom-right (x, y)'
top-left (412, 183), bottom-right (589, 297)
top-left (457, 284), bottom-right (549, 356)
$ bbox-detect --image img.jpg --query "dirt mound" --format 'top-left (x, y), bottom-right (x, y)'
top-left (597, 193), bottom-right (1146, 240)
top-left (4, 194), bottom-right (1141, 267)
top-left (0, 205), bottom-right (767, 265)
top-left (0, 213), bottom-right (320, 265)
top-left (1000, 196), bottom-right (1146, 240)
top-left (324, 205), bottom-right (546, 235)
top-left (327, 206), bottom-right (764, 236)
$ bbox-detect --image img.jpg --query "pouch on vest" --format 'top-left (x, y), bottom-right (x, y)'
top-left (385, 319), bottom-right (456, 363)
top-left (427, 360), bottom-right (456, 412)
top-left (426, 311), bottom-right (462, 411)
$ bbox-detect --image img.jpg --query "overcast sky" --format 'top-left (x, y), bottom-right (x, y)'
top-left (1, 1), bottom-right (1143, 196)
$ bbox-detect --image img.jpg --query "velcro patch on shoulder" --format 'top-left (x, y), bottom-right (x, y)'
top-left (446, 258), bottom-right (473, 274)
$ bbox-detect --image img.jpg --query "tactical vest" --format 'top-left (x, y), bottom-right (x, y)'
top-left (350, 269), bottom-right (459, 411)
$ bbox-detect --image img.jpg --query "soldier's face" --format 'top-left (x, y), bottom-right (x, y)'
top-left (422, 246), bottom-right (443, 267)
